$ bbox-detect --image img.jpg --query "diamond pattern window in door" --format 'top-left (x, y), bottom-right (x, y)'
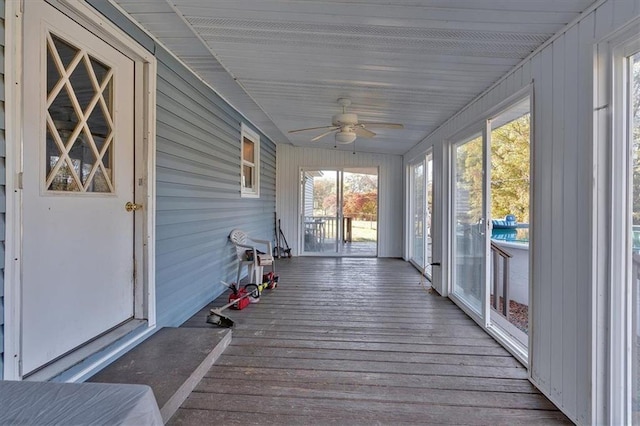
top-left (46, 33), bottom-right (114, 193)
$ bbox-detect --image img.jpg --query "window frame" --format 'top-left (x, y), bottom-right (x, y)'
top-left (598, 19), bottom-right (640, 425)
top-left (240, 123), bottom-right (260, 198)
top-left (444, 87), bottom-right (533, 368)
top-left (408, 158), bottom-right (425, 270)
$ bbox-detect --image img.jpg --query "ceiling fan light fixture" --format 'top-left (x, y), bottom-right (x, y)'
top-left (287, 98), bottom-right (403, 144)
top-left (335, 131), bottom-right (357, 144)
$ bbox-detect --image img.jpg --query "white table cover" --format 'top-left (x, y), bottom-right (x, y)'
top-left (0, 380), bottom-right (163, 425)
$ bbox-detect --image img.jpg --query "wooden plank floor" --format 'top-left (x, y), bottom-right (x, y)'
top-left (173, 258), bottom-right (570, 425)
top-left (306, 240), bottom-right (377, 256)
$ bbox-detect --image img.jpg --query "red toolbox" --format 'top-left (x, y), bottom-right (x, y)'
top-left (228, 288), bottom-right (250, 310)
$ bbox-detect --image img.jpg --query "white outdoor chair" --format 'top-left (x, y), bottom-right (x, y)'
top-left (229, 229), bottom-right (273, 285)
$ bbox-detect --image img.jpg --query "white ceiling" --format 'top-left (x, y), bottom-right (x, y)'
top-left (114, 0), bottom-right (596, 155)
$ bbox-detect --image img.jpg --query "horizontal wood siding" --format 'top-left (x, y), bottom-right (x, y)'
top-left (404, 1), bottom-right (640, 422)
top-left (277, 145), bottom-right (403, 258)
top-left (0, 0), bottom-right (5, 380)
top-left (85, 1), bottom-right (277, 328)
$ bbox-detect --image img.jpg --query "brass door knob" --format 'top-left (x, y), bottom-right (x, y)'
top-left (125, 202), bottom-right (143, 212)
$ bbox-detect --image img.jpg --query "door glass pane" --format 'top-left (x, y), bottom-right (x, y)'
top-left (69, 128), bottom-right (98, 186)
top-left (411, 162), bottom-right (425, 268)
top-left (488, 100), bottom-right (531, 349)
top-left (68, 55), bottom-right (93, 112)
top-left (453, 135), bottom-right (484, 314)
top-left (630, 50), bottom-right (640, 422)
top-left (87, 101), bottom-right (112, 153)
top-left (46, 33), bottom-right (114, 193)
top-left (90, 57), bottom-right (110, 86)
top-left (51, 36), bottom-right (80, 69)
top-left (426, 153), bottom-right (433, 278)
top-left (302, 170), bottom-right (338, 253)
top-left (342, 168), bottom-right (378, 256)
top-left (301, 168), bottom-right (378, 256)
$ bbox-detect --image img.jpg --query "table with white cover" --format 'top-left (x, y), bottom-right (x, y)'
top-left (0, 380), bottom-right (163, 425)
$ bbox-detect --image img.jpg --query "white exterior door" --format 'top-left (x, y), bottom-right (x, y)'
top-left (21, 1), bottom-right (136, 375)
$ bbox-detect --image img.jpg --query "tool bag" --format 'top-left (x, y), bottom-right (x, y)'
top-left (245, 249), bottom-right (273, 266)
top-left (262, 271), bottom-right (279, 289)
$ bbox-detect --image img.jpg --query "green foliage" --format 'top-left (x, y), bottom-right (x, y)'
top-left (456, 135), bottom-right (483, 222)
top-left (458, 114), bottom-right (531, 224)
top-left (491, 115), bottom-right (531, 223)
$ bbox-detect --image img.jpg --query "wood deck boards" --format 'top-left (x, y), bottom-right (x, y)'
top-left (309, 241), bottom-right (378, 256)
top-left (172, 258), bottom-right (570, 425)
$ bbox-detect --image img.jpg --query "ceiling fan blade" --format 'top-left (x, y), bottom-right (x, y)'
top-left (359, 122), bottom-right (404, 129)
top-left (289, 125), bottom-right (337, 134)
top-left (311, 129), bottom-right (338, 142)
top-left (354, 127), bottom-right (376, 138)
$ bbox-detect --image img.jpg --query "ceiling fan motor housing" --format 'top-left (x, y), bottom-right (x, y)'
top-left (332, 113), bottom-right (358, 126)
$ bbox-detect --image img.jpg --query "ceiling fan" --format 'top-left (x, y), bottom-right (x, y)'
top-left (288, 98), bottom-right (404, 144)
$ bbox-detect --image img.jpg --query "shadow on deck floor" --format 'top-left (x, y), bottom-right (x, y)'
top-left (171, 257), bottom-right (571, 425)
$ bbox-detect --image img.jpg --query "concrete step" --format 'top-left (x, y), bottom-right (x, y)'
top-left (88, 327), bottom-right (231, 423)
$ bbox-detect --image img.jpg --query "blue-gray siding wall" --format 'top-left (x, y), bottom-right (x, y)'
top-left (155, 56), bottom-right (276, 326)
top-left (0, 0), bottom-right (5, 380)
top-left (87, 1), bottom-right (277, 328)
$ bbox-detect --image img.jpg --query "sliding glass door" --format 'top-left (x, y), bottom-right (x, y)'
top-left (410, 161), bottom-right (425, 268)
top-left (301, 169), bottom-right (339, 253)
top-left (409, 152), bottom-right (433, 278)
top-left (606, 31), bottom-right (640, 421)
top-left (487, 101), bottom-right (531, 349)
top-left (300, 168), bottom-right (378, 256)
top-left (449, 97), bottom-right (532, 360)
top-left (614, 44), bottom-right (640, 423)
top-left (426, 154), bottom-right (433, 277)
top-left (452, 134), bottom-right (487, 316)
top-left (630, 48), bottom-right (640, 426)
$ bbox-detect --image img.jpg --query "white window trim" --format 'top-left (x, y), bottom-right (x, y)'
top-left (597, 18), bottom-right (640, 425)
top-left (407, 158), bottom-right (424, 266)
top-left (241, 123), bottom-right (260, 198)
top-left (407, 154), bottom-right (433, 279)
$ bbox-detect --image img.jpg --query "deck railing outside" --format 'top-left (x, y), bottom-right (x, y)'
top-left (633, 253), bottom-right (640, 419)
top-left (304, 215), bottom-right (377, 249)
top-left (491, 241), bottom-right (513, 321)
top-left (303, 216), bottom-right (336, 250)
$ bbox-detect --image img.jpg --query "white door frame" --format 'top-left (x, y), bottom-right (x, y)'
top-left (299, 167), bottom-right (380, 256)
top-left (407, 156), bottom-right (429, 274)
top-left (595, 18), bottom-right (640, 425)
top-left (445, 87), bottom-right (533, 366)
top-left (447, 123), bottom-right (489, 327)
top-left (4, 0), bottom-right (157, 381)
